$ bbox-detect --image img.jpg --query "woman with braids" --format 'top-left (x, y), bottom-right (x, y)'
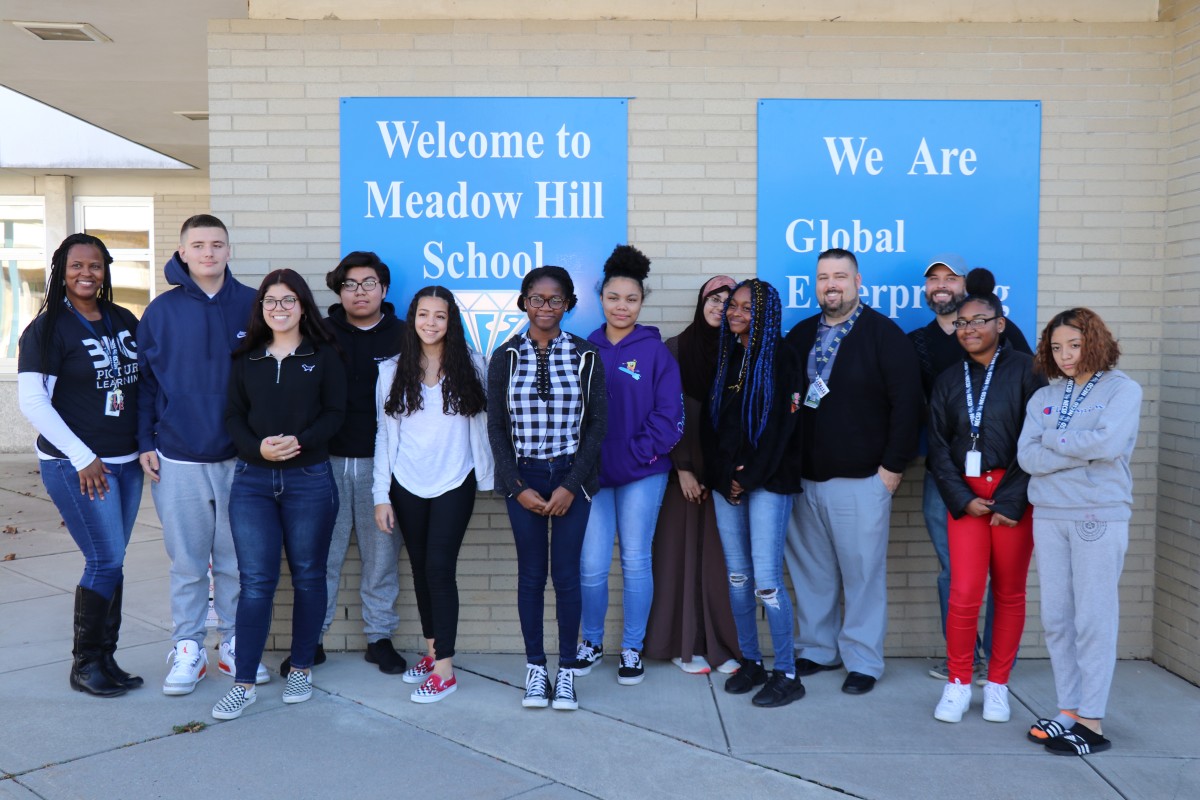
top-left (701, 278), bottom-right (806, 708)
top-left (927, 269), bottom-right (1044, 725)
top-left (643, 275), bottom-right (742, 676)
top-left (18, 234), bottom-right (143, 697)
top-left (574, 245), bottom-right (683, 686)
top-left (212, 270), bottom-right (345, 720)
top-left (372, 285), bottom-right (493, 703)
top-left (488, 265), bottom-right (606, 712)
top-left (1018, 308), bottom-right (1141, 756)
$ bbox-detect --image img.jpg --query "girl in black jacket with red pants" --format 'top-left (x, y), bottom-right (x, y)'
top-left (928, 276), bottom-right (1045, 725)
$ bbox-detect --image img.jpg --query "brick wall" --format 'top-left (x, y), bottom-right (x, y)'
top-left (153, 194), bottom-right (211, 291)
top-left (207, 17), bottom-right (1172, 660)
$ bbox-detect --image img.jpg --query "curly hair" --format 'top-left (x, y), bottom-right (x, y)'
top-left (1033, 307), bottom-right (1121, 379)
top-left (384, 286), bottom-right (486, 418)
top-left (600, 244), bottom-right (651, 296)
top-left (709, 278), bottom-right (781, 447)
top-left (37, 234), bottom-right (116, 384)
top-left (234, 269), bottom-right (337, 357)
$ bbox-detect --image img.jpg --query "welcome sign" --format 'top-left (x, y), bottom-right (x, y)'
top-left (340, 97), bottom-right (628, 354)
top-left (757, 100), bottom-right (1041, 336)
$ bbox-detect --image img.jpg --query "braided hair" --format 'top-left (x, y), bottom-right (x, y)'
top-left (709, 278), bottom-right (781, 447)
top-left (37, 234), bottom-right (115, 386)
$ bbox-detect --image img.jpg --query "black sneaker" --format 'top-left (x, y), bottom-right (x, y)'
top-left (365, 639), bottom-right (407, 675)
top-left (617, 648), bottom-right (644, 685)
top-left (552, 667), bottom-right (579, 710)
top-left (522, 663), bottom-right (550, 708)
top-left (752, 671), bottom-right (806, 707)
top-left (724, 658), bottom-right (768, 694)
top-left (794, 657), bottom-right (842, 677)
top-left (279, 643), bottom-right (326, 678)
top-left (572, 640), bottom-right (603, 676)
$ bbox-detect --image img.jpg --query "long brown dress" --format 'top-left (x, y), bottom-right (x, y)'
top-left (642, 334), bottom-right (741, 666)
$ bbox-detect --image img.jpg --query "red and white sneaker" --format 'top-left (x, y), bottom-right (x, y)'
top-left (402, 654), bottom-right (436, 685)
top-left (410, 673), bottom-right (457, 704)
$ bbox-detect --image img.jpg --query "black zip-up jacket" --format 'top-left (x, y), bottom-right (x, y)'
top-left (486, 332), bottom-right (607, 499)
top-left (225, 338), bottom-right (347, 468)
top-left (785, 304), bottom-right (923, 481)
top-left (927, 347), bottom-right (1046, 520)
top-left (322, 303), bottom-right (404, 458)
top-left (700, 338), bottom-right (805, 500)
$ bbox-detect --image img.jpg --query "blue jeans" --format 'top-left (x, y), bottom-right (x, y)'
top-left (713, 489), bottom-right (795, 670)
top-left (924, 470), bottom-right (994, 658)
top-left (580, 471), bottom-right (669, 650)
top-left (228, 461), bottom-right (338, 684)
top-left (41, 458), bottom-right (143, 599)
top-left (505, 456), bottom-right (592, 664)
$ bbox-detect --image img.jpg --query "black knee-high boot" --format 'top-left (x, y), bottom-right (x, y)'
top-left (71, 586), bottom-right (127, 697)
top-left (101, 582), bottom-right (143, 689)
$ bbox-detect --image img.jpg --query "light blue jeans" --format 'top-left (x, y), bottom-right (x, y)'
top-left (580, 471), bottom-right (669, 651)
top-left (924, 470), bottom-right (994, 659)
top-left (713, 488), bottom-right (794, 670)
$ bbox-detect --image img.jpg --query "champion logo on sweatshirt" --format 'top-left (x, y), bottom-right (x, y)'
top-left (619, 360), bottom-right (641, 380)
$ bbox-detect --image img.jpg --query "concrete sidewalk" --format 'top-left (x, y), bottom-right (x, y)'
top-left (1, 455), bottom-right (1196, 800)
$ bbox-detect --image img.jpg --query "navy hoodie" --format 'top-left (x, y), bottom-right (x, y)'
top-left (322, 303), bottom-right (404, 458)
top-left (137, 253), bottom-right (256, 462)
top-left (586, 324), bottom-right (684, 488)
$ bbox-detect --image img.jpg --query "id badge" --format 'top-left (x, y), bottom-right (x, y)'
top-left (965, 449), bottom-right (982, 478)
top-left (105, 388), bottom-right (123, 417)
top-left (804, 383), bottom-right (822, 408)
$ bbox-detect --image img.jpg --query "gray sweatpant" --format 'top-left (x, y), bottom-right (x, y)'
top-left (322, 456), bottom-right (404, 643)
top-left (154, 458), bottom-right (238, 646)
top-left (1033, 516), bottom-right (1128, 719)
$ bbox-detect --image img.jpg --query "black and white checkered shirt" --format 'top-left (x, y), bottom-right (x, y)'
top-left (508, 331), bottom-right (583, 459)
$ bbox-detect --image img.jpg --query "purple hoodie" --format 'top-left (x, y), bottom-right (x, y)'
top-left (587, 323), bottom-right (684, 488)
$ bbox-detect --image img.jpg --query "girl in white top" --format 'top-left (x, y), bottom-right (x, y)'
top-left (373, 285), bottom-right (493, 703)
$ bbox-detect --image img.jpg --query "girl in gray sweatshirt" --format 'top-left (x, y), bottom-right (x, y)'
top-left (1017, 308), bottom-right (1142, 757)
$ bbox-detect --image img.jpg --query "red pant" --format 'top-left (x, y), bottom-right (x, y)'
top-left (945, 469), bottom-right (1033, 685)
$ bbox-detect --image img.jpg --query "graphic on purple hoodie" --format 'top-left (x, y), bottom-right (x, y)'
top-left (587, 323), bottom-right (684, 488)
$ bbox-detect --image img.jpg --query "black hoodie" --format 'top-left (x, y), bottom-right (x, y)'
top-left (322, 303), bottom-right (405, 458)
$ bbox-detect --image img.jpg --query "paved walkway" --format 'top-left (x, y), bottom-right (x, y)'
top-left (1, 455), bottom-right (1196, 799)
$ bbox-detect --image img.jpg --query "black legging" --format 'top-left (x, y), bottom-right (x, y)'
top-left (389, 472), bottom-right (476, 661)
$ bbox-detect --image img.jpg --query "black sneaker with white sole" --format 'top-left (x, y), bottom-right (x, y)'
top-left (522, 663), bottom-right (550, 708)
top-left (572, 640), bottom-right (603, 675)
top-left (552, 667), bottom-right (579, 710)
top-left (617, 648), bottom-right (645, 685)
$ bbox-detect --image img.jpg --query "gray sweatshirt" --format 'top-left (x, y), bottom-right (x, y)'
top-left (1016, 369), bottom-right (1142, 522)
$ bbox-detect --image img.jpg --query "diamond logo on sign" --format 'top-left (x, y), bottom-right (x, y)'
top-left (455, 291), bottom-right (529, 355)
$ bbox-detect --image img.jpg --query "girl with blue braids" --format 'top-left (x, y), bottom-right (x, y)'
top-left (701, 278), bottom-right (806, 708)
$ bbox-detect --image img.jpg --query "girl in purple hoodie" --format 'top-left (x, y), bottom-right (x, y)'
top-left (574, 246), bottom-right (684, 686)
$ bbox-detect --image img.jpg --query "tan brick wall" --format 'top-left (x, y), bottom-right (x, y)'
top-left (207, 18), bottom-right (1172, 660)
top-left (1158, 0), bottom-right (1200, 684)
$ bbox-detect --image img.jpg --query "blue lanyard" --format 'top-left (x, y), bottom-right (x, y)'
top-left (1056, 371), bottom-right (1104, 430)
top-left (64, 298), bottom-right (122, 381)
top-left (963, 346), bottom-right (1001, 447)
top-left (811, 303), bottom-right (863, 381)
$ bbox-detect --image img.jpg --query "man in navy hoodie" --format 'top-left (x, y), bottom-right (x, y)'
top-left (138, 214), bottom-right (268, 695)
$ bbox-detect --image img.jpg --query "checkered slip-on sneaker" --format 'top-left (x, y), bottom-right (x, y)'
top-left (282, 670), bottom-right (313, 704)
top-left (212, 685), bottom-right (256, 720)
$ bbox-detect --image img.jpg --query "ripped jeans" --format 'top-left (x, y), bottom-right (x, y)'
top-left (713, 489), bottom-right (794, 670)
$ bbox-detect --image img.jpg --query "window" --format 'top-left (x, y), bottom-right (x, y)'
top-left (74, 197), bottom-right (154, 317)
top-left (0, 197), bottom-right (47, 370)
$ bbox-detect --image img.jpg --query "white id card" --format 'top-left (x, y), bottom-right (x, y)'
top-left (965, 449), bottom-right (982, 478)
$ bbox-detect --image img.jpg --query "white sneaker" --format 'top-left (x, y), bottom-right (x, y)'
top-left (217, 636), bottom-right (270, 685)
top-left (671, 655), bottom-right (712, 674)
top-left (212, 684), bottom-right (256, 720)
top-left (982, 681), bottom-right (1011, 722)
top-left (715, 658), bottom-right (741, 674)
top-left (163, 639), bottom-right (207, 696)
top-left (933, 679), bottom-right (973, 723)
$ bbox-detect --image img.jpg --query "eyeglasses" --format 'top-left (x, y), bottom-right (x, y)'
top-left (952, 316), bottom-right (998, 330)
top-left (262, 296), bottom-right (298, 310)
top-left (341, 278), bottom-right (379, 293)
top-left (526, 295), bottom-right (565, 310)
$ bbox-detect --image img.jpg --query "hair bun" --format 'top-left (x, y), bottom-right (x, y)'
top-left (602, 244), bottom-right (651, 282)
top-left (965, 267), bottom-right (996, 296)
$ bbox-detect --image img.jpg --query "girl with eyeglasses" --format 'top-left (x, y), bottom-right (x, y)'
top-left (487, 265), bottom-right (606, 711)
top-left (1017, 308), bottom-right (1142, 756)
top-left (212, 269), bottom-right (346, 720)
top-left (927, 269), bottom-right (1045, 725)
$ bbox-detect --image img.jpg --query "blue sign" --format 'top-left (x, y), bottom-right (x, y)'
top-left (341, 97), bottom-right (628, 354)
top-left (757, 100), bottom-right (1041, 337)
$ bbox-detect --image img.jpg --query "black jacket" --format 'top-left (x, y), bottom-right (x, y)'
top-left (486, 332), bottom-right (607, 499)
top-left (908, 316), bottom-right (1033, 402)
top-left (700, 338), bottom-right (805, 499)
top-left (785, 304), bottom-right (923, 481)
top-left (927, 347), bottom-right (1046, 520)
top-left (322, 303), bottom-right (404, 458)
top-left (225, 338), bottom-right (347, 468)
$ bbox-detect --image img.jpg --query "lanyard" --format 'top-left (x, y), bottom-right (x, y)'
top-left (963, 346), bottom-right (1001, 448)
top-left (65, 299), bottom-right (123, 385)
top-left (810, 303), bottom-right (863, 382)
top-left (1056, 371), bottom-right (1104, 430)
